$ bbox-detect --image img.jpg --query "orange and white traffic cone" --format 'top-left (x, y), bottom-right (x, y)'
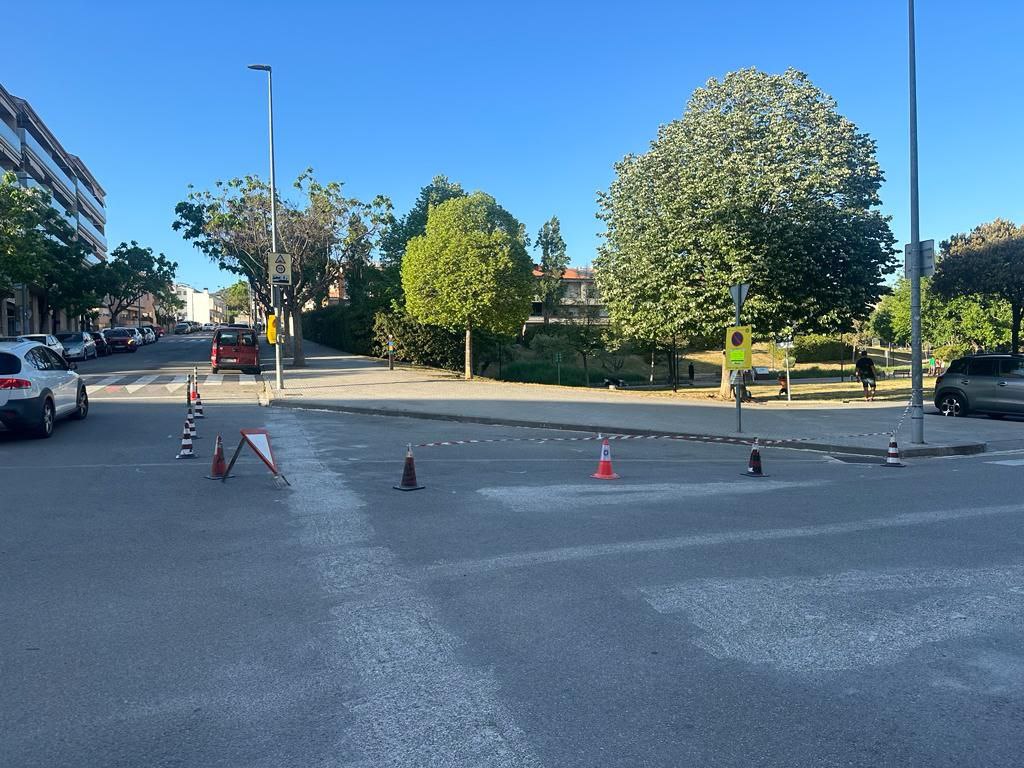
top-left (194, 392), bottom-right (205, 419)
top-left (187, 405), bottom-right (199, 439)
top-left (206, 434), bottom-right (227, 479)
top-left (393, 444), bottom-right (425, 491)
top-left (882, 433), bottom-right (904, 467)
top-left (743, 438), bottom-right (767, 477)
top-left (191, 366), bottom-right (200, 401)
top-left (591, 436), bottom-right (619, 480)
top-left (175, 420), bottom-right (195, 459)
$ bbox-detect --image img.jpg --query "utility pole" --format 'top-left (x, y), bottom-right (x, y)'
top-left (248, 63), bottom-right (284, 390)
top-left (908, 0), bottom-right (924, 443)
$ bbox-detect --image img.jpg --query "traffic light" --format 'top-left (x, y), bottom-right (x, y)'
top-left (266, 314), bottom-right (278, 345)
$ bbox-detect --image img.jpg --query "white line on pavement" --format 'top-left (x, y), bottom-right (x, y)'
top-left (424, 503), bottom-right (1023, 577)
top-left (238, 376), bottom-right (259, 385)
top-left (204, 374), bottom-right (223, 386)
top-left (165, 374), bottom-right (188, 392)
top-left (125, 375), bottom-right (159, 393)
top-left (89, 375), bottom-right (124, 387)
top-left (986, 459), bottom-right (1024, 466)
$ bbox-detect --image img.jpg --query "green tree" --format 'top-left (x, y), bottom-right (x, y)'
top-left (222, 279), bottom-right (251, 317)
top-left (93, 242), bottom-right (178, 327)
top-left (931, 219), bottom-right (1024, 352)
top-left (595, 68), bottom-right (896, 395)
top-left (381, 175), bottom-right (465, 268)
top-left (401, 192), bottom-right (533, 379)
top-left (174, 170), bottom-right (391, 365)
top-left (563, 301), bottom-right (605, 385)
top-left (535, 216), bottom-right (568, 324)
top-left (0, 172), bottom-right (51, 296)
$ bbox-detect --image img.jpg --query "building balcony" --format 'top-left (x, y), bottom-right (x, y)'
top-left (0, 119), bottom-right (19, 165)
top-left (52, 199), bottom-right (78, 230)
top-left (76, 181), bottom-right (105, 224)
top-left (78, 214), bottom-right (107, 253)
top-left (21, 129), bottom-right (75, 200)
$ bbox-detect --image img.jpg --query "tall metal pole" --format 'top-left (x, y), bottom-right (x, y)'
top-left (735, 303), bottom-right (742, 433)
top-left (250, 64), bottom-right (285, 389)
top-left (908, 0), bottom-right (924, 443)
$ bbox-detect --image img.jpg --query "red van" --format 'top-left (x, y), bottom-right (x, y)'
top-left (211, 327), bottom-right (260, 374)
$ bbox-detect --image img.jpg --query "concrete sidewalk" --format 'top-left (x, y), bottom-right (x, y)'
top-left (259, 341), bottom-right (1020, 457)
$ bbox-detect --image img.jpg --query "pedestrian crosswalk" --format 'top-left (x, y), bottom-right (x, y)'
top-left (82, 372), bottom-right (262, 393)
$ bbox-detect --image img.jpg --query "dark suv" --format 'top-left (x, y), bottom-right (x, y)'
top-left (934, 353), bottom-right (1024, 417)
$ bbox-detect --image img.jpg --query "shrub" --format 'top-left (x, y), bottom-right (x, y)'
top-left (792, 334), bottom-right (853, 363)
top-left (372, 311), bottom-right (464, 371)
top-left (303, 304), bottom-right (376, 355)
top-left (498, 360), bottom-right (645, 387)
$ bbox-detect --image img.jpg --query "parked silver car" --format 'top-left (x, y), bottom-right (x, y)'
top-left (56, 332), bottom-right (97, 361)
top-left (21, 334), bottom-right (67, 359)
top-left (934, 354), bottom-right (1024, 418)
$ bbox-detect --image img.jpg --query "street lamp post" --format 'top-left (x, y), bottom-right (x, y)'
top-left (908, 0), bottom-right (924, 443)
top-left (248, 63), bottom-right (284, 390)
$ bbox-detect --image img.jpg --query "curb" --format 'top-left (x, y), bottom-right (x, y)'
top-left (264, 398), bottom-right (988, 458)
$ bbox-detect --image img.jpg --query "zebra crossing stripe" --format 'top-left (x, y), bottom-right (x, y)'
top-left (125, 374), bottom-right (159, 393)
top-left (238, 376), bottom-right (258, 386)
top-left (204, 374), bottom-right (224, 386)
top-left (89, 375), bottom-right (124, 387)
top-left (165, 374), bottom-right (188, 392)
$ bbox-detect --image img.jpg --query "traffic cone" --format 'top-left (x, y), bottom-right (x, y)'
top-left (194, 392), bottom-right (205, 419)
top-left (393, 444), bottom-right (425, 491)
top-left (591, 436), bottom-right (619, 480)
top-left (187, 405), bottom-right (200, 439)
top-left (175, 420), bottom-right (195, 459)
top-left (743, 438), bottom-right (768, 477)
top-left (191, 367), bottom-right (199, 401)
top-left (206, 434), bottom-right (227, 479)
top-left (882, 433), bottom-right (904, 467)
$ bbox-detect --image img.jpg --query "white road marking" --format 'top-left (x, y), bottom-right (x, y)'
top-left (89, 375), bottom-right (124, 387)
top-left (478, 480), bottom-right (819, 512)
top-left (165, 374), bottom-right (188, 392)
top-left (125, 375), bottom-right (159, 393)
top-left (238, 376), bottom-right (258, 386)
top-left (643, 566), bottom-right (1024, 673)
top-left (426, 503), bottom-right (1023, 577)
top-left (987, 459), bottom-right (1024, 466)
top-left (204, 374), bottom-right (223, 386)
top-left (266, 409), bottom-right (541, 766)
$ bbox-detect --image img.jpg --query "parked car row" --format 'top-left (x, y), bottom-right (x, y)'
top-left (0, 326), bottom-right (166, 362)
top-left (174, 321), bottom-right (215, 334)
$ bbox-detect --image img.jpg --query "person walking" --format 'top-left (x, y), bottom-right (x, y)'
top-left (855, 350), bottom-right (878, 402)
top-left (687, 362), bottom-right (695, 386)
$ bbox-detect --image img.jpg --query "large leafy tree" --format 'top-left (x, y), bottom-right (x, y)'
top-left (1, 172), bottom-right (104, 329)
top-left (93, 242), bottom-right (178, 327)
top-left (596, 68), bottom-right (896, 391)
top-left (535, 216), bottom-right (568, 324)
top-left (173, 170), bottom-right (392, 365)
top-left (401, 192), bottom-right (533, 379)
top-left (381, 175), bottom-right (466, 268)
top-left (222, 279), bottom-right (252, 317)
top-left (931, 219), bottom-right (1024, 352)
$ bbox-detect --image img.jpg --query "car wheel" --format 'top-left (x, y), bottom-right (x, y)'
top-left (72, 387), bottom-right (89, 420)
top-left (211, 367), bottom-right (219, 374)
top-left (32, 398), bottom-right (55, 439)
top-left (937, 392), bottom-right (966, 417)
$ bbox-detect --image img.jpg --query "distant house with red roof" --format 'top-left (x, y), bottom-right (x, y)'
top-left (527, 266), bottom-right (607, 327)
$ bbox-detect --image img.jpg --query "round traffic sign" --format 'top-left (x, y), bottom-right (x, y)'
top-left (731, 331), bottom-right (744, 347)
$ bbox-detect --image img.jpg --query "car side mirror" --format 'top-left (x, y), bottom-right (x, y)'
top-left (68, 361), bottom-right (77, 371)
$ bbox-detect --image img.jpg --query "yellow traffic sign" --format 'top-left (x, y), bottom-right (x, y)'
top-left (725, 325), bottom-right (752, 370)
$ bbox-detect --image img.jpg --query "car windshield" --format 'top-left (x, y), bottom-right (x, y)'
top-left (56, 333), bottom-right (81, 342)
top-left (0, 352), bottom-right (21, 374)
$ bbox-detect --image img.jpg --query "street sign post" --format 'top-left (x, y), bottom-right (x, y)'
top-left (904, 239), bottom-right (934, 278)
top-left (725, 326), bottom-right (752, 369)
top-left (269, 251), bottom-right (292, 286)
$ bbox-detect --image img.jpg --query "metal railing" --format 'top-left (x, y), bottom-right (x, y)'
top-left (21, 129), bottom-right (75, 198)
top-left (76, 181), bottom-right (105, 223)
top-left (77, 214), bottom-right (107, 251)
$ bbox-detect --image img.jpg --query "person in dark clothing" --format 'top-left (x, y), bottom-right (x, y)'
top-left (687, 362), bottom-right (695, 386)
top-left (855, 351), bottom-right (878, 401)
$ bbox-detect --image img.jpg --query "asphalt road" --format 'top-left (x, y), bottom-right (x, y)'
top-left (3, 338), bottom-right (1023, 766)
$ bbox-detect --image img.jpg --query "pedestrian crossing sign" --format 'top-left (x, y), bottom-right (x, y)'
top-left (725, 325), bottom-right (752, 370)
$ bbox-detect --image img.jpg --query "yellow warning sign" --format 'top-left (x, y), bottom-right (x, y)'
top-left (725, 325), bottom-right (752, 370)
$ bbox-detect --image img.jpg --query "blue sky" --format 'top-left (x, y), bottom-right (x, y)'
top-left (4, 1), bottom-right (1022, 291)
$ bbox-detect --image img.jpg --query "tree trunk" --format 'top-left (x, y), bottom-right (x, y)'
top-left (719, 354), bottom-right (733, 400)
top-left (292, 311), bottom-right (306, 367)
top-left (1013, 303), bottom-right (1022, 353)
top-left (464, 324), bottom-right (473, 380)
top-left (671, 336), bottom-right (678, 392)
top-left (583, 353), bottom-right (589, 386)
top-left (649, 350), bottom-right (655, 383)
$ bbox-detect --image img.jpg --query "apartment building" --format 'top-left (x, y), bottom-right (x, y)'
top-left (173, 283), bottom-right (227, 326)
top-left (526, 266), bottom-right (608, 326)
top-left (0, 82), bottom-right (108, 335)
